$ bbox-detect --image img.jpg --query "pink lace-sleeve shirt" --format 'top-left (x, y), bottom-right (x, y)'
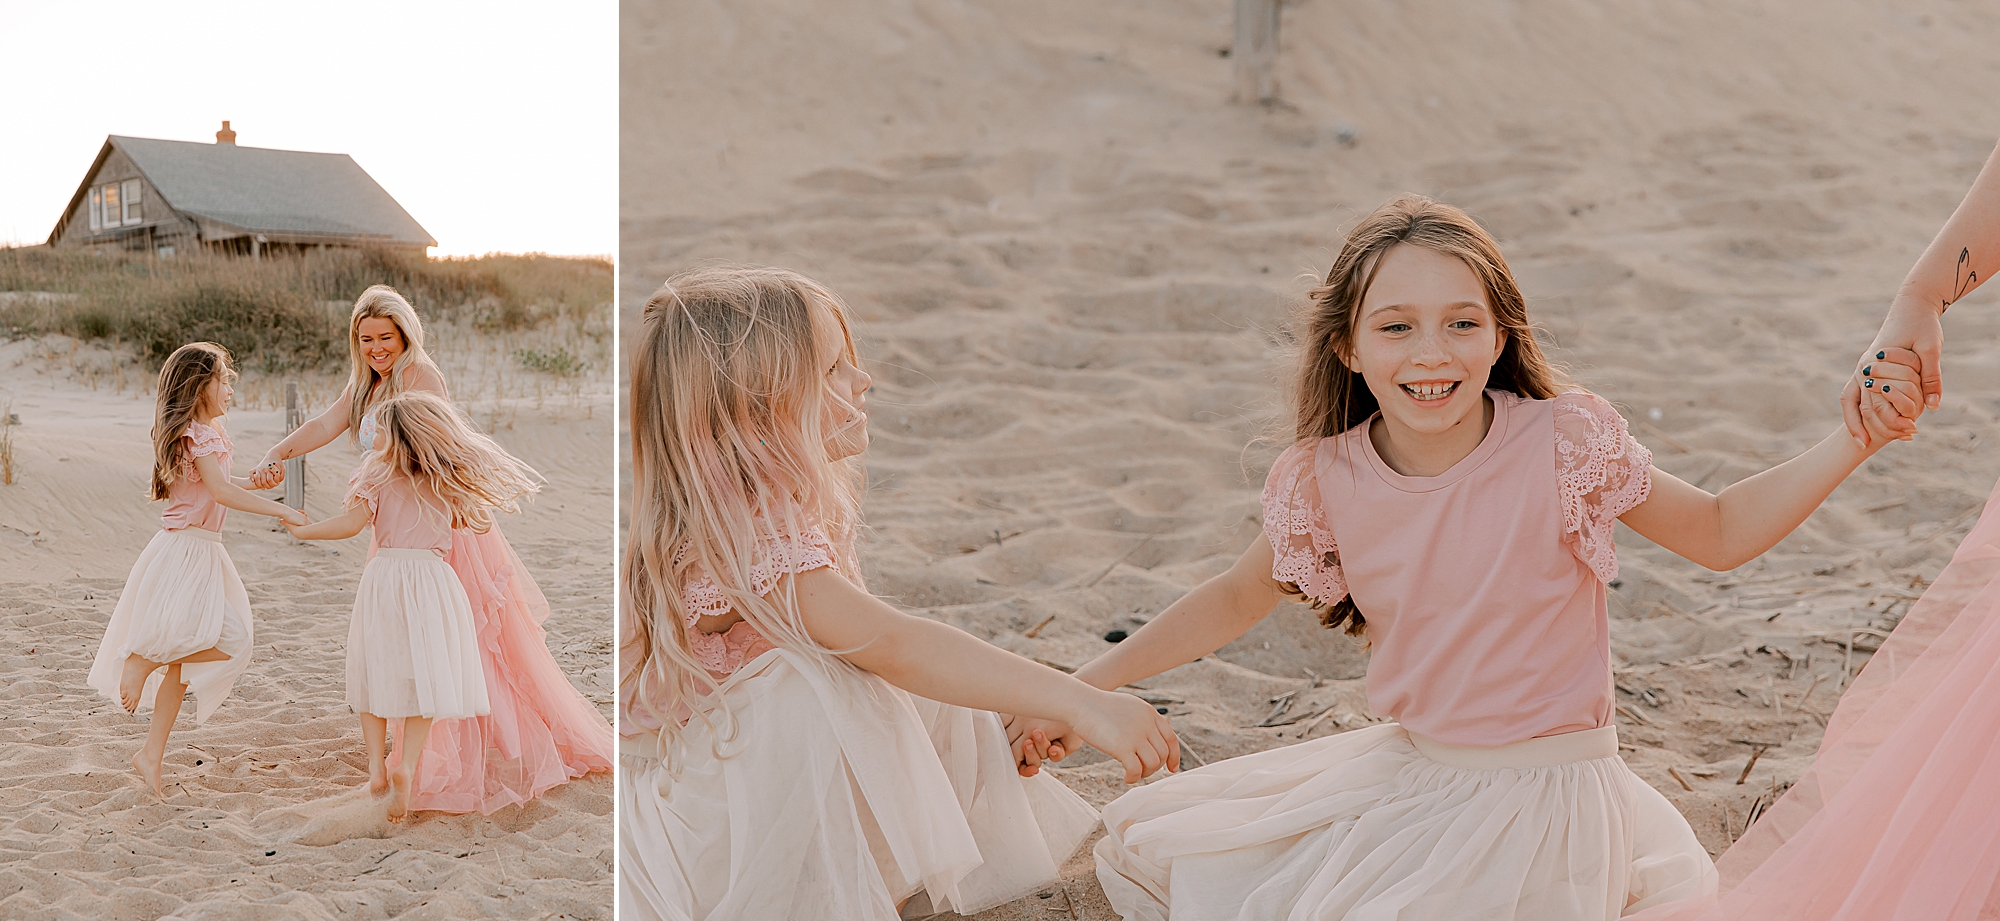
top-left (1262, 390), bottom-right (1652, 748)
top-left (160, 420), bottom-right (232, 531)
top-left (618, 514), bottom-right (848, 737)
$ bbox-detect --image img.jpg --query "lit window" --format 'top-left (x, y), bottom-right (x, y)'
top-left (101, 184), bottom-right (120, 231)
top-left (88, 188), bottom-right (102, 231)
top-left (121, 180), bottom-right (141, 225)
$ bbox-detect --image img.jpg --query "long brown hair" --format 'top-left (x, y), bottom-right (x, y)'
top-left (1286, 195), bottom-right (1567, 634)
top-left (622, 265), bottom-right (865, 763)
top-left (150, 342), bottom-right (236, 500)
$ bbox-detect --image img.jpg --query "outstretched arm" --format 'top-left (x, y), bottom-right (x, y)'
top-left (252, 385), bottom-right (355, 485)
top-left (790, 567), bottom-right (1180, 783)
top-left (191, 453), bottom-right (306, 526)
top-left (1009, 536), bottom-right (1291, 773)
top-left (1619, 427), bottom-right (1891, 571)
top-left (286, 501), bottom-right (368, 541)
top-left (1844, 139), bottom-right (2000, 443)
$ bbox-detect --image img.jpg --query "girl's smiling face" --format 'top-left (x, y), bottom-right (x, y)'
top-left (200, 373), bottom-right (234, 420)
top-left (812, 300), bottom-right (872, 460)
top-left (1347, 243), bottom-right (1506, 439)
top-left (357, 317), bottom-right (406, 376)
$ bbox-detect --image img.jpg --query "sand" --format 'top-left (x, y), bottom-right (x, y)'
top-left (621, 0), bottom-right (2000, 916)
top-left (0, 336), bottom-right (614, 920)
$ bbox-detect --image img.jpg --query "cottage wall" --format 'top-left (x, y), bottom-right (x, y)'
top-left (53, 147), bottom-right (201, 256)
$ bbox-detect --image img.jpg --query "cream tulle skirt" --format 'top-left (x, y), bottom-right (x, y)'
top-left (618, 648), bottom-right (1100, 921)
top-left (87, 527), bottom-right (253, 723)
top-left (1627, 476), bottom-right (2000, 921)
top-left (346, 549), bottom-right (490, 720)
top-left (1096, 723), bottom-right (1716, 921)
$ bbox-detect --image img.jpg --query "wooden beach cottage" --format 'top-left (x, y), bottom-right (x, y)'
top-left (48, 122), bottom-right (434, 258)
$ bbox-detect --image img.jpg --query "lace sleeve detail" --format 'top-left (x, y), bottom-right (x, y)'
top-left (1553, 391), bottom-right (1654, 583)
top-left (675, 519), bottom-right (839, 627)
top-left (180, 421), bottom-right (230, 481)
top-left (1260, 442), bottom-right (1347, 606)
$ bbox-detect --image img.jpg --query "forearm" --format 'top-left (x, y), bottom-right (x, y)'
top-left (289, 506), bottom-right (366, 540)
top-left (208, 481), bottom-right (300, 520)
top-left (857, 615), bottom-right (1109, 726)
top-left (1635, 429), bottom-right (1877, 570)
top-left (1073, 565), bottom-right (1280, 692)
top-left (1899, 141), bottom-right (2000, 313)
top-left (261, 417), bottom-right (342, 464)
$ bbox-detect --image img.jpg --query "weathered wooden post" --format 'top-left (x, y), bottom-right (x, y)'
top-left (283, 381), bottom-right (306, 511)
top-left (1233, 0), bottom-right (1282, 105)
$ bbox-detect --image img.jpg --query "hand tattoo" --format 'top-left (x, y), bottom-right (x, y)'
top-left (1945, 247), bottom-right (1977, 313)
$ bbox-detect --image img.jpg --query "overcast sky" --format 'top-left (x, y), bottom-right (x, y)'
top-left (0, 1), bottom-right (615, 257)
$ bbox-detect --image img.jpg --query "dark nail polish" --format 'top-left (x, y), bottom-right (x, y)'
top-left (1877, 351), bottom-right (1886, 360)
top-left (1864, 379), bottom-right (1874, 388)
top-left (1883, 385), bottom-right (1891, 393)
top-left (1863, 365), bottom-right (1872, 375)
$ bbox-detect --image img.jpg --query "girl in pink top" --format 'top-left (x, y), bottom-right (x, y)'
top-left (1008, 196), bottom-right (1918, 920)
top-left (287, 390), bottom-right (541, 821)
top-left (618, 266), bottom-right (1180, 921)
top-left (88, 342), bottom-right (308, 797)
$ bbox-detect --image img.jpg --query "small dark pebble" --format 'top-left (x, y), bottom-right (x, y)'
top-left (1156, 706), bottom-right (1169, 714)
top-left (265, 850), bottom-right (276, 856)
top-left (195, 760), bottom-right (203, 766)
top-left (1104, 629), bottom-right (1129, 643)
top-left (1039, 892), bottom-right (1055, 899)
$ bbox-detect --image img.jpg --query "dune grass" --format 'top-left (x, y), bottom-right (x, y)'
top-left (0, 246), bottom-right (612, 374)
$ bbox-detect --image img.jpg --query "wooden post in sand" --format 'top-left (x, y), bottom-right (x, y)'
top-left (283, 381), bottom-right (306, 511)
top-left (1233, 0), bottom-right (1281, 105)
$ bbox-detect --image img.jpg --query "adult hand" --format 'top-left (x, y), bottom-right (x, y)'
top-left (1842, 295), bottom-right (1944, 446)
top-left (250, 459), bottom-right (285, 490)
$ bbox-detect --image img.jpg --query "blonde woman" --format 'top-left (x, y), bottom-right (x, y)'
top-left (253, 285), bottom-right (613, 814)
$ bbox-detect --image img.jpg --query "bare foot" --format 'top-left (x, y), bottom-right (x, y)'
top-left (131, 748), bottom-right (165, 798)
top-left (368, 756), bottom-right (390, 796)
top-left (119, 654), bottom-right (160, 713)
top-left (386, 767), bottom-right (411, 823)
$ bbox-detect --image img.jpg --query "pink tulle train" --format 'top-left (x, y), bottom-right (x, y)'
top-left (1628, 478), bottom-right (2000, 920)
top-left (385, 522), bottom-right (614, 814)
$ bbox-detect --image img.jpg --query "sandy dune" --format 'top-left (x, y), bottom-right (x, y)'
top-left (622, 0), bottom-right (2000, 916)
top-left (0, 338), bottom-right (613, 920)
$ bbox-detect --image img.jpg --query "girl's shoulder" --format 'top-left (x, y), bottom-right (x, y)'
top-left (672, 507), bottom-right (840, 623)
top-left (183, 418), bottom-right (231, 457)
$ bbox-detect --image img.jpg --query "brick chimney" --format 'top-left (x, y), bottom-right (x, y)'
top-left (216, 121), bottom-right (237, 145)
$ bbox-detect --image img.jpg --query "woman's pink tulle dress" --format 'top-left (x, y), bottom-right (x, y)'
top-left (356, 411), bottom-right (614, 814)
top-left (1628, 477), bottom-right (2000, 920)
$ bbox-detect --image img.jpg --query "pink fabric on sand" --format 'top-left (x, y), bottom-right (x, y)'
top-left (1627, 477), bottom-right (2000, 920)
top-left (382, 521), bottom-right (614, 814)
top-left (1261, 389), bottom-right (1652, 747)
top-left (161, 420), bottom-right (231, 531)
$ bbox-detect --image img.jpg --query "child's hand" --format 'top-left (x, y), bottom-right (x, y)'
top-left (1067, 690), bottom-right (1180, 784)
top-left (1002, 713), bottom-right (1079, 777)
top-left (281, 508), bottom-right (309, 529)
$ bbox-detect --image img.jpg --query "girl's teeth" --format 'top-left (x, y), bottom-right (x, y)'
top-left (1404, 383), bottom-right (1455, 400)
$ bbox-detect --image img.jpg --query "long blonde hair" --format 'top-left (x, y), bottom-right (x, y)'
top-left (622, 265), bottom-right (864, 756)
top-left (1286, 195), bottom-right (1567, 634)
top-left (150, 342), bottom-right (236, 500)
top-left (348, 391), bottom-right (542, 533)
top-left (344, 285), bottom-right (445, 438)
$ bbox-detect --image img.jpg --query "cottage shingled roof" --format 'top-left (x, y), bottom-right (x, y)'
top-left (105, 135), bottom-right (434, 246)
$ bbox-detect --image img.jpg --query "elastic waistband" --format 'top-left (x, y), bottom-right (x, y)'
top-left (1408, 725), bottom-right (1619, 769)
top-left (375, 547), bottom-right (447, 561)
top-left (165, 526), bottom-right (223, 543)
